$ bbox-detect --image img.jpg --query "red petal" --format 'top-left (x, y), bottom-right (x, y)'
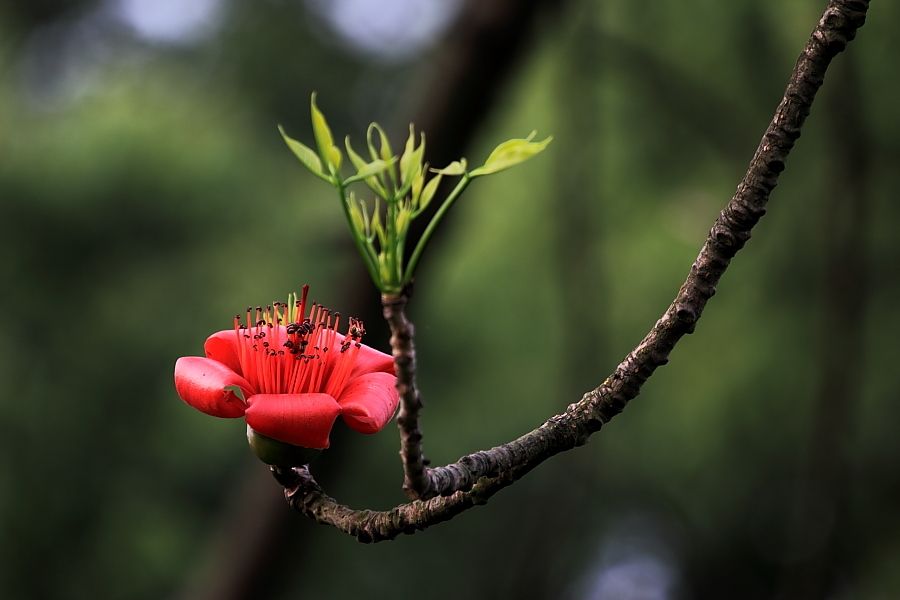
top-left (337, 371), bottom-right (399, 434)
top-left (174, 356), bottom-right (251, 418)
top-left (204, 329), bottom-right (242, 374)
top-left (320, 334), bottom-right (394, 385)
top-left (245, 393), bottom-right (341, 449)
top-left (350, 341), bottom-right (395, 379)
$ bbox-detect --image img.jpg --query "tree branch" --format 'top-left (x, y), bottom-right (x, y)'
top-left (275, 0), bottom-right (871, 540)
top-left (424, 0), bottom-right (871, 498)
top-left (381, 293), bottom-right (432, 499)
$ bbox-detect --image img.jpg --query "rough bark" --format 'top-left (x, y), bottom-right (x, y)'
top-left (275, 0), bottom-right (871, 542)
top-left (381, 294), bottom-right (431, 499)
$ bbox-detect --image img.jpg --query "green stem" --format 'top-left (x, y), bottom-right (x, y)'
top-left (384, 193), bottom-right (398, 287)
top-left (337, 183), bottom-right (381, 287)
top-left (403, 175), bottom-right (471, 284)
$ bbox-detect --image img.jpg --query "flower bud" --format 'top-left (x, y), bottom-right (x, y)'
top-left (247, 425), bottom-right (322, 466)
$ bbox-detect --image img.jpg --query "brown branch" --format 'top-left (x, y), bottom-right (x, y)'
top-left (272, 465), bottom-right (514, 543)
top-left (275, 0), bottom-right (871, 540)
top-left (424, 0), bottom-right (871, 499)
top-left (381, 293), bottom-right (432, 499)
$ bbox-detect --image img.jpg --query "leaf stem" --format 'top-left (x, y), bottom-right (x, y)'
top-left (403, 175), bottom-right (471, 284)
top-left (337, 182), bottom-right (381, 286)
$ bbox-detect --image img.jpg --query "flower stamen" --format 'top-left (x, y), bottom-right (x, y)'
top-left (232, 287), bottom-right (365, 398)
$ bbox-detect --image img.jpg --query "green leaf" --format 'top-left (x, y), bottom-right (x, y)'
top-left (395, 205), bottom-right (412, 237)
top-left (368, 123), bottom-right (396, 187)
top-left (344, 135), bottom-right (396, 199)
top-left (417, 173), bottom-right (442, 213)
top-left (278, 125), bottom-right (330, 183)
top-left (430, 159), bottom-right (467, 176)
top-left (399, 125), bottom-right (415, 179)
top-left (327, 146), bottom-right (343, 172)
top-left (469, 132), bottom-right (552, 177)
top-left (345, 137), bottom-right (389, 198)
top-left (366, 123), bottom-right (394, 163)
top-left (365, 124), bottom-right (380, 162)
top-left (347, 191), bottom-right (365, 237)
top-left (346, 157), bottom-right (396, 185)
top-left (371, 198), bottom-right (385, 245)
top-left (411, 168), bottom-right (425, 204)
top-left (310, 92), bottom-right (342, 173)
top-left (399, 125), bottom-right (425, 187)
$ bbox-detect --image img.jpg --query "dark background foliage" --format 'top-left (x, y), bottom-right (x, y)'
top-left (2, 1), bottom-right (898, 598)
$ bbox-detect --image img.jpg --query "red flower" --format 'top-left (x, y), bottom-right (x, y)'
top-left (174, 286), bottom-right (398, 450)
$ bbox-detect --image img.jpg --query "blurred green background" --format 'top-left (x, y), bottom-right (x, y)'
top-left (2, 1), bottom-right (898, 598)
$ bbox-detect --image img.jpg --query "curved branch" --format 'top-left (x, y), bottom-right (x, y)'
top-left (275, 0), bottom-right (871, 540)
top-left (272, 466), bottom-right (513, 543)
top-left (424, 0), bottom-right (871, 498)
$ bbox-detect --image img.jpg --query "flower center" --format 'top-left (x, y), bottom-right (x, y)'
top-left (233, 285), bottom-right (364, 397)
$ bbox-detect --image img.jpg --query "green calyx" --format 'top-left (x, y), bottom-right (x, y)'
top-left (279, 93), bottom-right (552, 293)
top-left (246, 425), bottom-right (322, 467)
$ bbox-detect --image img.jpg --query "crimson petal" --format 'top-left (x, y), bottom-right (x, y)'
top-left (204, 329), bottom-right (242, 374)
top-left (320, 334), bottom-right (394, 384)
top-left (174, 356), bottom-right (251, 418)
top-left (337, 371), bottom-right (399, 434)
top-left (245, 393), bottom-right (341, 449)
top-left (350, 342), bottom-right (395, 379)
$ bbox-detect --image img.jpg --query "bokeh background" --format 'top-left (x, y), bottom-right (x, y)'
top-left (2, 1), bottom-right (899, 598)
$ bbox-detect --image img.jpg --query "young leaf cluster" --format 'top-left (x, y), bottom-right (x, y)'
top-left (280, 94), bottom-right (552, 293)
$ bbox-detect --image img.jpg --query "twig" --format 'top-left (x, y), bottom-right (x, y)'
top-left (381, 293), bottom-right (432, 499)
top-left (272, 465), bottom-right (515, 543)
top-left (424, 0), bottom-right (872, 498)
top-left (275, 0), bottom-right (871, 540)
